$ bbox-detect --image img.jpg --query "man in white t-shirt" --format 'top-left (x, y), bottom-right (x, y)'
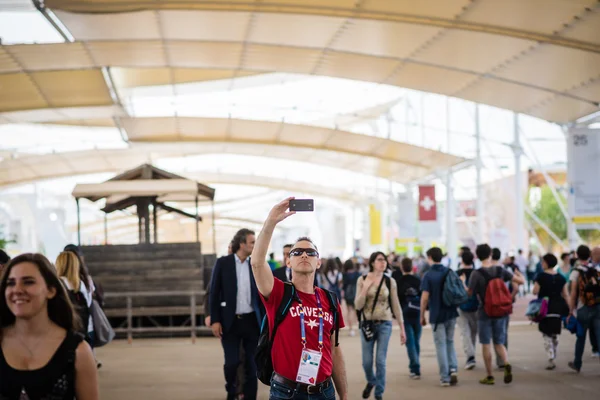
top-left (567, 245), bottom-right (600, 372)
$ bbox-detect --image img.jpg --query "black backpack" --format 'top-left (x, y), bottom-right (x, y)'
top-left (255, 283), bottom-right (340, 386)
top-left (67, 289), bottom-right (90, 335)
top-left (403, 286), bottom-right (421, 318)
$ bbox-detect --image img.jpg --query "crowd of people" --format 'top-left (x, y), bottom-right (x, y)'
top-left (207, 199), bottom-right (600, 400)
top-left (0, 197), bottom-right (599, 400)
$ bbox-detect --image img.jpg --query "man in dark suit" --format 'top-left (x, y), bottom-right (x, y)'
top-left (272, 244), bottom-right (293, 282)
top-left (210, 229), bottom-right (263, 400)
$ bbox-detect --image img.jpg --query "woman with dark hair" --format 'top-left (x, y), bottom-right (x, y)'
top-left (321, 258), bottom-right (343, 301)
top-left (342, 259), bottom-right (361, 337)
top-left (355, 252), bottom-right (405, 400)
top-left (0, 253), bottom-right (99, 399)
top-left (533, 253), bottom-right (569, 370)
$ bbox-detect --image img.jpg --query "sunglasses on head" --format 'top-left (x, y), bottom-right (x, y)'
top-left (289, 248), bottom-right (319, 257)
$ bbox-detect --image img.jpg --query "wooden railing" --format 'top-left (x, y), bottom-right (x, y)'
top-left (104, 291), bottom-right (208, 344)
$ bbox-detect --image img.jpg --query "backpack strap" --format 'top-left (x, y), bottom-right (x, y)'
top-left (270, 282), bottom-right (297, 341)
top-left (434, 270), bottom-right (451, 332)
top-left (384, 276), bottom-right (394, 316)
top-left (478, 267), bottom-right (495, 283)
top-left (322, 288), bottom-right (340, 347)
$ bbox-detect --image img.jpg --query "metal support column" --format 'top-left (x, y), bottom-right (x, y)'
top-left (76, 198), bottom-right (81, 246)
top-left (138, 213), bottom-right (143, 244)
top-left (446, 98), bottom-right (457, 267)
top-left (190, 293), bottom-right (197, 344)
top-left (104, 213), bottom-right (108, 245)
top-left (513, 113), bottom-right (525, 252)
top-left (153, 200), bottom-right (158, 244)
top-left (387, 112), bottom-right (395, 253)
top-left (564, 126), bottom-right (579, 251)
top-left (211, 200), bottom-right (217, 254)
top-left (475, 104), bottom-right (484, 242)
top-left (446, 171), bottom-right (457, 268)
top-left (195, 195), bottom-right (200, 243)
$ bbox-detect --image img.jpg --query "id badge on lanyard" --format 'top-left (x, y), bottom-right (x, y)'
top-left (296, 290), bottom-right (324, 385)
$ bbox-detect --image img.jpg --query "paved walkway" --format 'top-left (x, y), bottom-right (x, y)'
top-left (96, 322), bottom-right (600, 399)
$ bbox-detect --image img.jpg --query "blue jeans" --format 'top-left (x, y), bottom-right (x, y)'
top-left (573, 304), bottom-right (600, 370)
top-left (478, 314), bottom-right (508, 345)
top-left (269, 379), bottom-right (336, 400)
top-left (432, 318), bottom-right (458, 383)
top-left (404, 319), bottom-right (421, 375)
top-left (361, 321), bottom-right (392, 397)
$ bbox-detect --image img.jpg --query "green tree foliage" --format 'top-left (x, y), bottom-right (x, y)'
top-left (532, 186), bottom-right (567, 242)
top-left (532, 186), bottom-right (600, 248)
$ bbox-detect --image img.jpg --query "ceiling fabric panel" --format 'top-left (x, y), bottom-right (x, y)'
top-left (387, 63), bottom-right (476, 95)
top-left (562, 10), bottom-right (600, 45)
top-left (0, 73), bottom-right (47, 112)
top-left (43, 118), bottom-right (116, 128)
top-left (457, 78), bottom-right (552, 113)
top-left (86, 41), bottom-right (166, 67)
top-left (362, 0), bottom-right (469, 19)
top-left (6, 43), bottom-right (95, 71)
top-left (167, 41), bottom-right (242, 69)
top-left (331, 19), bottom-right (441, 59)
top-left (527, 96), bottom-right (599, 124)
top-left (31, 70), bottom-right (113, 109)
top-left (249, 13), bottom-right (345, 48)
top-left (0, 47), bottom-right (22, 73)
top-left (494, 46), bottom-right (600, 93)
top-left (461, 0), bottom-right (597, 35)
top-left (229, 119), bottom-right (280, 142)
top-left (54, 10), bottom-right (161, 40)
top-left (568, 79), bottom-right (600, 104)
top-left (0, 105), bottom-right (123, 124)
top-left (412, 30), bottom-right (536, 74)
top-left (109, 67), bottom-right (259, 88)
top-left (159, 10), bottom-right (251, 42)
top-left (244, 45), bottom-right (320, 74)
top-left (315, 52), bottom-right (398, 83)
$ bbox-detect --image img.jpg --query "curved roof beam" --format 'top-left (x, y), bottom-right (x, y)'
top-left (0, 129), bottom-right (468, 188)
top-left (44, 1), bottom-right (600, 53)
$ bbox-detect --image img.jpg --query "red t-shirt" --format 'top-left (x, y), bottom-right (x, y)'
top-left (260, 278), bottom-right (345, 383)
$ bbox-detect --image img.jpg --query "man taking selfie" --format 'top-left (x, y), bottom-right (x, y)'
top-left (251, 198), bottom-right (348, 400)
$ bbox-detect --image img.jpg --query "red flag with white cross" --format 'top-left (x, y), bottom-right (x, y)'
top-left (418, 185), bottom-right (437, 221)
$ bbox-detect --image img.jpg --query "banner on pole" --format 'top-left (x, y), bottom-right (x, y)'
top-left (397, 191), bottom-right (416, 238)
top-left (567, 128), bottom-right (600, 228)
top-left (369, 204), bottom-right (382, 245)
top-left (418, 185), bottom-right (440, 238)
top-left (418, 185), bottom-right (437, 221)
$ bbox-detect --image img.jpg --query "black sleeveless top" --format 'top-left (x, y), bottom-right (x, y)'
top-left (0, 331), bottom-right (83, 400)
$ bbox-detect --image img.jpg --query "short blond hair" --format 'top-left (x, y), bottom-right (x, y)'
top-left (55, 251), bottom-right (81, 293)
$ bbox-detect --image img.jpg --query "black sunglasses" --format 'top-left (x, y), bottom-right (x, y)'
top-left (289, 248), bottom-right (319, 257)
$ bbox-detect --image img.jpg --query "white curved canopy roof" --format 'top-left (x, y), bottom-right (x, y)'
top-left (0, 117), bottom-right (468, 187)
top-left (0, 1), bottom-right (598, 123)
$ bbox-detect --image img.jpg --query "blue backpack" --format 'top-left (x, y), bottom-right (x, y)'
top-left (458, 272), bottom-right (479, 312)
top-left (442, 269), bottom-right (468, 307)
